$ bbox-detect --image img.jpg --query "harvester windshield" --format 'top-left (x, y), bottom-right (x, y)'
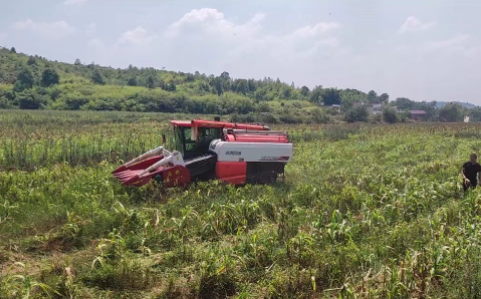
top-left (173, 125), bottom-right (221, 159)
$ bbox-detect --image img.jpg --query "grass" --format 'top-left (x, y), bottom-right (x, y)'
top-left (2, 110), bottom-right (481, 298)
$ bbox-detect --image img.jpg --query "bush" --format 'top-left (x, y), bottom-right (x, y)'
top-left (41, 69), bottom-right (60, 87)
top-left (14, 68), bottom-right (35, 92)
top-left (345, 106), bottom-right (369, 123)
top-left (279, 113), bottom-right (303, 124)
top-left (0, 90), bottom-right (15, 109)
top-left (370, 113), bottom-right (382, 123)
top-left (256, 112), bottom-right (279, 124)
top-left (230, 113), bottom-right (255, 123)
top-left (311, 108), bottom-right (332, 124)
top-left (91, 69), bottom-right (106, 85)
top-left (127, 77), bottom-right (138, 86)
top-left (439, 103), bottom-right (464, 122)
top-left (0, 97), bottom-right (11, 109)
top-left (64, 95), bottom-right (90, 110)
top-left (327, 108), bottom-right (340, 115)
top-left (383, 107), bottom-right (398, 123)
top-left (17, 90), bottom-right (47, 109)
top-left (257, 102), bottom-right (271, 112)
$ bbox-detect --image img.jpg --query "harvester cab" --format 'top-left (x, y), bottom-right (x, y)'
top-left (112, 118), bottom-right (293, 188)
top-left (171, 120), bottom-right (221, 160)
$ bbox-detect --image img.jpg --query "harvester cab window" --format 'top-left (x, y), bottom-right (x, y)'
top-left (174, 127), bottom-right (184, 154)
top-left (200, 128), bottom-right (221, 139)
top-left (183, 128), bottom-right (197, 151)
top-left (174, 126), bottom-right (221, 160)
top-left (196, 127), bottom-right (220, 153)
top-left (173, 127), bottom-right (194, 156)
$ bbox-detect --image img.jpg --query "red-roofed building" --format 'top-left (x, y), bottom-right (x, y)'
top-left (409, 110), bottom-right (427, 121)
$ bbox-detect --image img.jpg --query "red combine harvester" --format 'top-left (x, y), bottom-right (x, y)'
top-left (112, 118), bottom-right (293, 187)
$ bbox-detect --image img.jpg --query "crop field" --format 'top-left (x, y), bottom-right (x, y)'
top-left (3, 110), bottom-right (481, 298)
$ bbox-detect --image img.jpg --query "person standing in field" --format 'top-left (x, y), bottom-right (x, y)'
top-left (462, 153), bottom-right (481, 192)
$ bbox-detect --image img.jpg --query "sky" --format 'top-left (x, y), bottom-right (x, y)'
top-left (1, 0), bottom-right (481, 104)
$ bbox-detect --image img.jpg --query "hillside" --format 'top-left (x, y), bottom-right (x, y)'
top-left (0, 46), bottom-right (393, 123)
top-left (4, 46), bottom-right (477, 124)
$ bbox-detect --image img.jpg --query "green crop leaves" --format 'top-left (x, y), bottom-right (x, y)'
top-left (4, 112), bottom-right (481, 297)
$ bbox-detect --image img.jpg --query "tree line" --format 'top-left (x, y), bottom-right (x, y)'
top-left (0, 46), bottom-right (478, 124)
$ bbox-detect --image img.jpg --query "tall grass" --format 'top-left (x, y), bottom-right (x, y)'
top-left (2, 110), bottom-right (481, 298)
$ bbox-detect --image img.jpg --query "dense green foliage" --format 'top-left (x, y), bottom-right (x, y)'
top-left (2, 111), bottom-right (481, 298)
top-left (345, 106), bottom-right (369, 123)
top-left (439, 103), bottom-right (464, 122)
top-left (383, 107), bottom-right (398, 124)
top-left (0, 47), bottom-right (404, 124)
top-left (1, 45), bottom-right (480, 126)
top-left (2, 47), bottom-right (480, 124)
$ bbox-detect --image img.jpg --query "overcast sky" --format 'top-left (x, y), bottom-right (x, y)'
top-left (1, 0), bottom-right (481, 104)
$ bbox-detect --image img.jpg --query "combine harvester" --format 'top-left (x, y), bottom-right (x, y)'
top-left (112, 118), bottom-right (293, 188)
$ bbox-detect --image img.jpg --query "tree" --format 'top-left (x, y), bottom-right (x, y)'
top-left (74, 59), bottom-right (82, 65)
top-left (368, 90), bottom-right (378, 103)
top-left (166, 82), bottom-right (176, 92)
top-left (322, 88), bottom-right (341, 106)
top-left (17, 90), bottom-right (46, 109)
top-left (439, 103), bottom-right (464, 122)
top-left (309, 86), bottom-right (323, 104)
top-left (91, 69), bottom-right (105, 85)
top-left (41, 69), bottom-right (60, 87)
top-left (186, 73), bottom-right (195, 82)
top-left (300, 86), bottom-right (310, 97)
top-left (27, 56), bottom-right (36, 65)
top-left (470, 107), bottom-right (481, 122)
top-left (220, 72), bottom-right (231, 91)
top-left (10, 47), bottom-right (16, 54)
top-left (378, 93), bottom-right (389, 104)
top-left (282, 88), bottom-right (292, 99)
top-left (220, 71), bottom-right (230, 81)
top-left (345, 106), bottom-right (369, 123)
top-left (14, 68), bottom-right (35, 92)
top-left (127, 77), bottom-right (138, 86)
top-left (234, 79), bottom-right (248, 95)
top-left (214, 76), bottom-right (224, 96)
top-left (383, 107), bottom-right (398, 123)
top-left (147, 75), bottom-right (156, 89)
top-left (248, 79), bottom-right (256, 93)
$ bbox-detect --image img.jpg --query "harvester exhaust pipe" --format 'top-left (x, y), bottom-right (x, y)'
top-left (214, 116), bottom-right (221, 122)
top-left (162, 134), bottom-right (166, 145)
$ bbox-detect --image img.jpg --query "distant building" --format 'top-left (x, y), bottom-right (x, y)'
top-left (409, 110), bottom-right (427, 121)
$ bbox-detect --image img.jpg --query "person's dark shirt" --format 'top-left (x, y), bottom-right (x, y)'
top-left (463, 162), bottom-right (481, 184)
